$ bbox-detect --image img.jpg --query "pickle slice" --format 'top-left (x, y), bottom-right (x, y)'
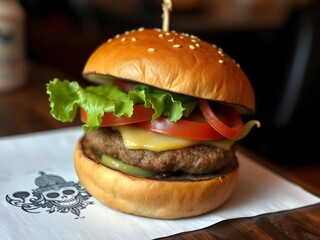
top-left (101, 154), bottom-right (156, 178)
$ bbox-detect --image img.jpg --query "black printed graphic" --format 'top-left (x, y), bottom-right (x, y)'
top-left (6, 171), bottom-right (94, 218)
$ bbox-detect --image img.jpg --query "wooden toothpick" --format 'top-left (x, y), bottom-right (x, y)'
top-left (162, 0), bottom-right (172, 32)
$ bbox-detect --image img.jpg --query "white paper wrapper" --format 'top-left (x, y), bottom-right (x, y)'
top-left (0, 127), bottom-right (319, 240)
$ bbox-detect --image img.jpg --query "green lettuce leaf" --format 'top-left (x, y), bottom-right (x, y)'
top-left (129, 84), bottom-right (197, 122)
top-left (46, 79), bottom-right (197, 132)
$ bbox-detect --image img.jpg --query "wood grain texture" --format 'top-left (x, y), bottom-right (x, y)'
top-left (158, 205), bottom-right (320, 239)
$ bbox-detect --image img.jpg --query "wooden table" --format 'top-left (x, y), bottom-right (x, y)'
top-left (1, 63), bottom-right (319, 240)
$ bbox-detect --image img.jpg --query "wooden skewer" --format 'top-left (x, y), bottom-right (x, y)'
top-left (162, 0), bottom-right (172, 32)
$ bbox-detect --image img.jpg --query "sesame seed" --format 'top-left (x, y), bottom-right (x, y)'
top-left (191, 39), bottom-right (197, 43)
top-left (218, 50), bottom-right (224, 56)
top-left (165, 32), bottom-right (171, 35)
top-left (195, 43), bottom-right (200, 48)
top-left (179, 36), bottom-right (184, 39)
top-left (212, 44), bottom-right (217, 48)
top-left (189, 45), bottom-right (195, 50)
top-left (138, 27), bottom-right (144, 31)
top-left (107, 38), bottom-right (112, 43)
top-left (121, 37), bottom-right (126, 42)
top-left (115, 34), bottom-right (120, 38)
top-left (131, 37), bottom-right (137, 41)
top-left (159, 33), bottom-right (164, 38)
top-left (168, 38), bottom-right (174, 42)
top-left (191, 35), bottom-right (197, 39)
top-left (124, 31), bottom-right (130, 35)
top-left (173, 44), bottom-right (181, 48)
top-left (219, 60), bottom-right (224, 64)
top-left (148, 48), bottom-right (156, 52)
top-left (237, 63), bottom-right (240, 68)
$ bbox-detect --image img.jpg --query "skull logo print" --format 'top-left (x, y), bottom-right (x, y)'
top-left (6, 171), bottom-right (94, 218)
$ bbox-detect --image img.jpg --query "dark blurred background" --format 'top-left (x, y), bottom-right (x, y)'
top-left (20, 0), bottom-right (319, 168)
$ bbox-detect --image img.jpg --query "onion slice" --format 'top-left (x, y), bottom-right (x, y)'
top-left (199, 100), bottom-right (243, 139)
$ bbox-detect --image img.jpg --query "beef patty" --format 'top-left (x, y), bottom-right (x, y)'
top-left (82, 127), bottom-right (236, 174)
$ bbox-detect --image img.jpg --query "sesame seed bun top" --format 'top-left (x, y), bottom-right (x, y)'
top-left (82, 28), bottom-right (255, 113)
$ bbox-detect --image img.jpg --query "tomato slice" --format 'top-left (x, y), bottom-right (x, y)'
top-left (114, 80), bottom-right (135, 92)
top-left (80, 104), bottom-right (154, 127)
top-left (199, 100), bottom-right (243, 139)
top-left (135, 116), bottom-right (224, 140)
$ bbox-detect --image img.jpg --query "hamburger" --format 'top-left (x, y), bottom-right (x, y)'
top-left (46, 27), bottom-right (260, 219)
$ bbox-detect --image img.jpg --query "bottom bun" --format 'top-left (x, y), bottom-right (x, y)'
top-left (74, 138), bottom-right (239, 219)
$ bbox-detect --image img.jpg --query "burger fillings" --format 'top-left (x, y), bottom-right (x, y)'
top-left (46, 27), bottom-right (260, 219)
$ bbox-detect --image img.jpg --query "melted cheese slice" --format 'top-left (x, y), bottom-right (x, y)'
top-left (113, 125), bottom-right (234, 152)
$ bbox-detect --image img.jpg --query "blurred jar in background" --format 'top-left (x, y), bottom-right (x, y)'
top-left (0, 0), bottom-right (26, 92)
